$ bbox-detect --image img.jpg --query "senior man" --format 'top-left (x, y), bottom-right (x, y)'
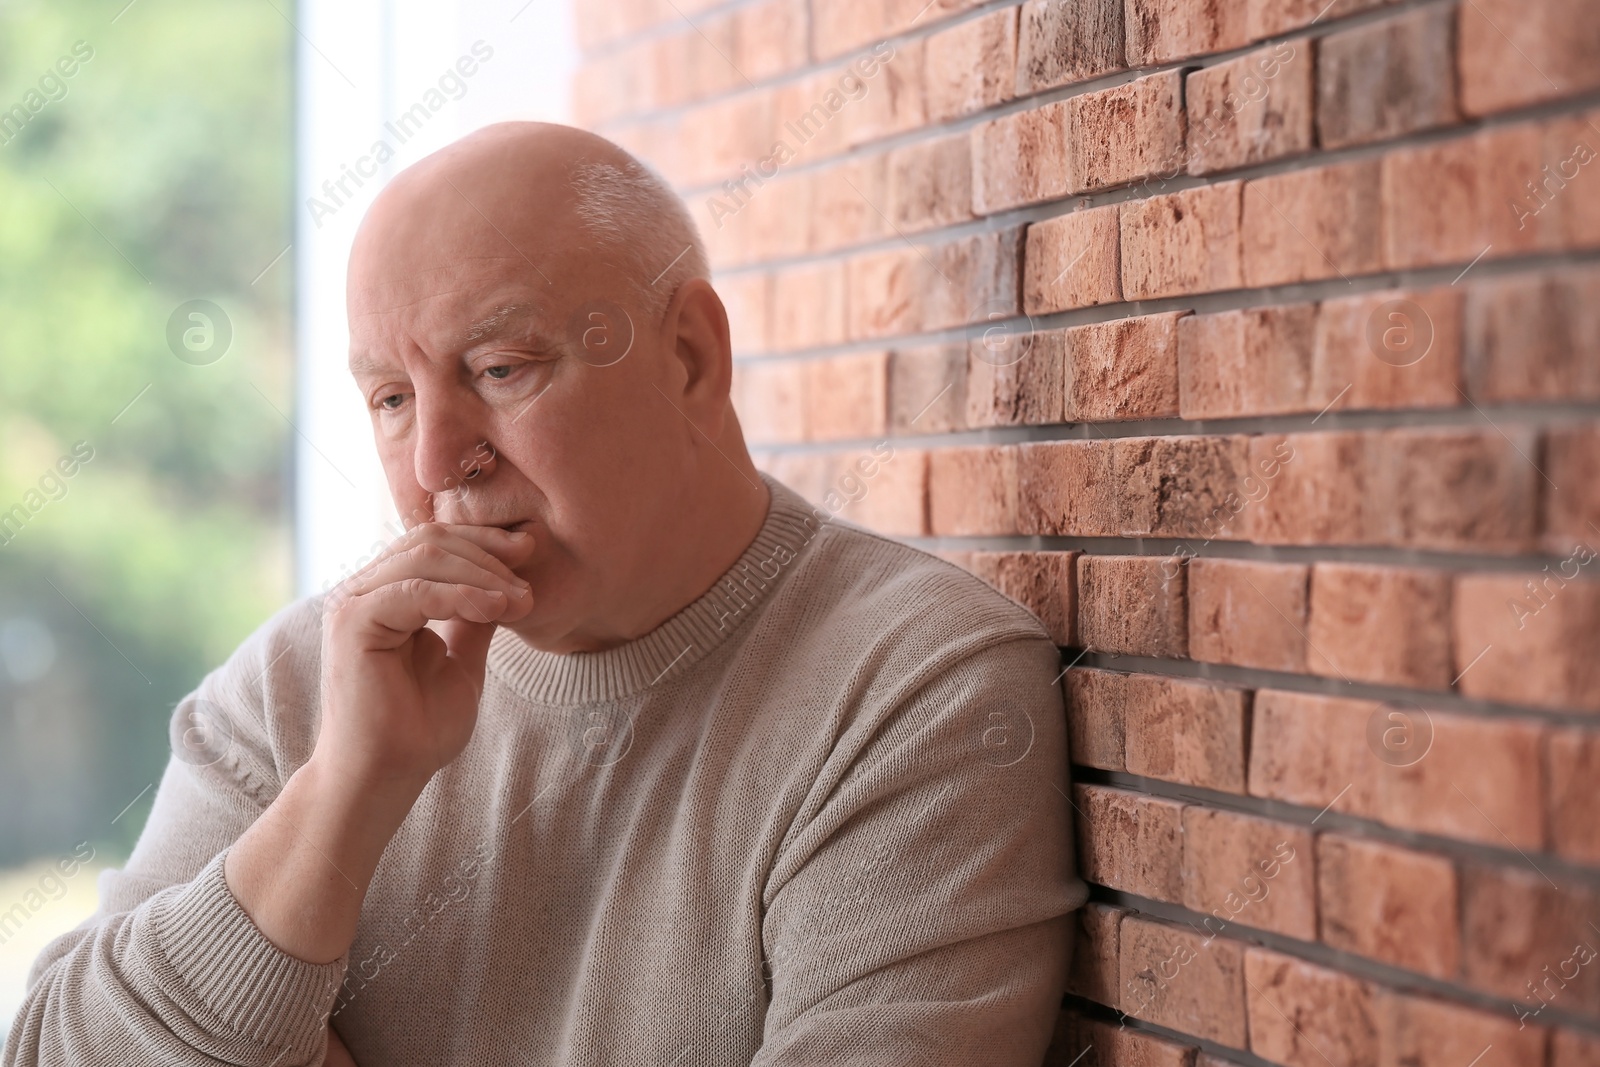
top-left (5, 123), bottom-right (1087, 1066)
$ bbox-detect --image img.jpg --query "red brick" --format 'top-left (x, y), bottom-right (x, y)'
top-left (1178, 304), bottom-right (1316, 418)
top-left (1186, 42), bottom-right (1313, 175)
top-left (1188, 559), bottom-right (1310, 673)
top-left (1124, 675), bottom-right (1250, 792)
top-left (733, 360), bottom-right (806, 444)
top-left (571, 47), bottom-right (649, 126)
top-left (1061, 312), bottom-right (1184, 422)
top-left (1024, 205), bottom-right (1122, 313)
top-left (1181, 810), bottom-right (1314, 940)
top-left (1246, 0), bottom-right (1394, 39)
top-left (967, 551), bottom-right (1078, 646)
top-left (768, 261), bottom-right (846, 350)
top-left (1460, 864), bottom-right (1600, 1007)
top-left (1555, 1030), bottom-right (1600, 1067)
top-left (1382, 709), bottom-right (1545, 848)
top-left (1047, 1016), bottom-right (1198, 1067)
top-left (1549, 728), bottom-right (1600, 865)
top-left (1125, 0), bottom-right (1249, 65)
top-left (1454, 573), bottom-right (1600, 712)
top-left (1245, 950), bottom-right (1378, 1067)
top-left (677, 93), bottom-right (774, 187)
top-left (1114, 435), bottom-right (1255, 541)
top-left (1538, 110), bottom-right (1600, 250)
top-left (923, 7), bottom-right (1018, 123)
top-left (1311, 287), bottom-right (1463, 413)
top-left (1074, 784), bottom-right (1184, 900)
top-left (1372, 428), bottom-right (1539, 553)
top-left (1480, 120), bottom-right (1567, 257)
top-left (886, 343), bottom-right (967, 434)
top-left (1382, 134), bottom-right (1489, 271)
top-left (1016, 440), bottom-right (1119, 536)
top-left (662, 17), bottom-right (742, 102)
top-left (809, 154), bottom-right (890, 252)
top-left (828, 445), bottom-right (927, 536)
top-left (733, 171), bottom-right (813, 263)
top-left (802, 352), bottom-right (888, 441)
top-left (887, 134), bottom-right (972, 235)
top-left (771, 70), bottom-right (851, 166)
top-left (928, 445), bottom-right (1017, 535)
top-left (811, 0), bottom-right (984, 61)
top-left (845, 247), bottom-right (922, 341)
top-left (1248, 690), bottom-right (1381, 815)
top-left (924, 229), bottom-right (1023, 333)
top-left (1015, 0), bottom-right (1125, 95)
top-left (1066, 903), bottom-right (1125, 1006)
top-left (1121, 183), bottom-right (1243, 300)
top-left (759, 450), bottom-right (826, 503)
top-left (1464, 269), bottom-right (1600, 403)
top-left (1459, 0), bottom-right (1600, 116)
top-left (1307, 563), bottom-right (1453, 689)
top-left (1245, 699), bottom-right (1545, 849)
top-left (1317, 6), bottom-right (1459, 150)
top-left (720, 272), bottom-right (771, 354)
top-left (731, 0), bottom-right (809, 82)
top-left (1077, 555), bottom-right (1188, 657)
top-left (1375, 991), bottom-right (1548, 1067)
top-left (1064, 667), bottom-right (1127, 771)
top-left (1120, 915), bottom-right (1248, 1046)
top-left (1242, 160), bottom-right (1383, 287)
top-left (1317, 836), bottom-right (1460, 979)
top-left (973, 103), bottom-right (1072, 214)
top-left (845, 40), bottom-right (928, 147)
top-left (1067, 71), bottom-right (1185, 193)
top-left (1247, 433), bottom-right (1370, 546)
top-left (965, 332), bottom-right (1065, 428)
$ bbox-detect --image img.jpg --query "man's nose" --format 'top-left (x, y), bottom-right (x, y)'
top-left (412, 391), bottom-right (496, 495)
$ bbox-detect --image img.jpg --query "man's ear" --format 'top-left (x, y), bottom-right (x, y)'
top-left (662, 277), bottom-right (733, 429)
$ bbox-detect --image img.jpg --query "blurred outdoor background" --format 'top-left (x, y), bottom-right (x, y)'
top-left (0, 0), bottom-right (573, 1035)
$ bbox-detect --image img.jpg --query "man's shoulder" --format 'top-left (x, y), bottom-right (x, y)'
top-left (784, 511), bottom-right (1055, 660)
top-left (181, 592), bottom-right (330, 787)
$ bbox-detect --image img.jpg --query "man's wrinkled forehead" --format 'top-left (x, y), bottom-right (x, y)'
top-left (347, 253), bottom-right (542, 321)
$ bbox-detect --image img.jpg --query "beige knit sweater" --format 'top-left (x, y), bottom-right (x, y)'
top-left (4, 475), bottom-right (1087, 1066)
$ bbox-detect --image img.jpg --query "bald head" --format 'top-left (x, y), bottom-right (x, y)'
top-left (343, 121), bottom-right (767, 654)
top-left (351, 122), bottom-right (707, 328)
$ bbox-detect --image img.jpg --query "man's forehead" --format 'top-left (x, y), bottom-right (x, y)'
top-left (348, 254), bottom-right (545, 314)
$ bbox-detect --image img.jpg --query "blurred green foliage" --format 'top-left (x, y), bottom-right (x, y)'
top-left (0, 0), bottom-right (293, 864)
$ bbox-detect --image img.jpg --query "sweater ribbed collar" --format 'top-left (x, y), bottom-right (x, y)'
top-left (484, 473), bottom-right (824, 705)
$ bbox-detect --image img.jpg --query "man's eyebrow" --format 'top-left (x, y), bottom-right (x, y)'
top-left (348, 353), bottom-right (390, 378)
top-left (464, 303), bottom-right (541, 343)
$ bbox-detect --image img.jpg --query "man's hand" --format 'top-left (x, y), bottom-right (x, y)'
top-left (224, 524), bottom-right (535, 967)
top-left (318, 523), bottom-right (535, 792)
top-left (323, 1026), bottom-right (358, 1067)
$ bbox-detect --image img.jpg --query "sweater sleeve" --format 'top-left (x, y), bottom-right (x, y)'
top-left (752, 634), bottom-right (1089, 1067)
top-left (1, 599), bottom-right (348, 1067)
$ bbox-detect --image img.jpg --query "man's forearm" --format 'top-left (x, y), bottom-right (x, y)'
top-left (223, 756), bottom-right (424, 965)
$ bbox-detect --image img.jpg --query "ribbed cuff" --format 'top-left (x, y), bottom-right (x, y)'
top-left (151, 849), bottom-right (348, 1053)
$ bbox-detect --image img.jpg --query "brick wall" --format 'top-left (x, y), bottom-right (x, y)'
top-left (571, 0), bottom-right (1600, 1063)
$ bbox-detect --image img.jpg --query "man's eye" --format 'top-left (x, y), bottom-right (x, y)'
top-left (485, 365), bottom-right (513, 380)
top-left (380, 393), bottom-right (406, 410)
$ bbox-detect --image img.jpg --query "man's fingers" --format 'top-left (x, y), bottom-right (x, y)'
top-left (339, 541), bottom-right (531, 602)
top-left (341, 579), bottom-right (523, 644)
top-left (442, 524), bottom-right (539, 571)
top-left (342, 523), bottom-right (533, 594)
